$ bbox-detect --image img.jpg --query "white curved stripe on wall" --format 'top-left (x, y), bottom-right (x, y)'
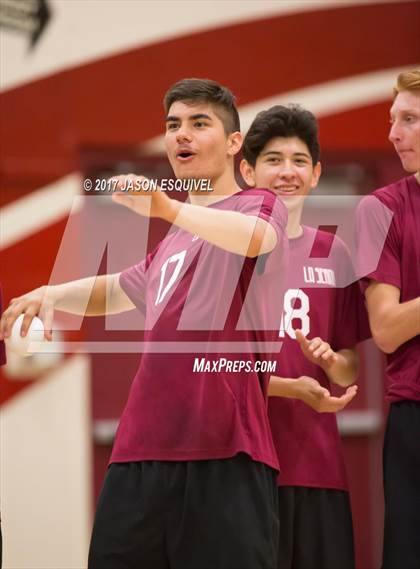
top-left (239, 66), bottom-right (412, 129)
top-left (0, 0), bottom-right (397, 92)
top-left (0, 174), bottom-right (82, 250)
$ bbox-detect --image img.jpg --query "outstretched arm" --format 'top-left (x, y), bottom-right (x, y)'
top-left (111, 175), bottom-right (278, 257)
top-left (0, 274), bottom-right (134, 341)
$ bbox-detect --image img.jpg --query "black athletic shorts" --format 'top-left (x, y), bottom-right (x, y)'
top-left (382, 400), bottom-right (420, 569)
top-left (88, 453), bottom-right (279, 569)
top-left (277, 486), bottom-right (354, 569)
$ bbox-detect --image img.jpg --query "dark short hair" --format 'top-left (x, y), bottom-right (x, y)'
top-left (243, 104), bottom-right (320, 166)
top-left (163, 78), bottom-right (240, 134)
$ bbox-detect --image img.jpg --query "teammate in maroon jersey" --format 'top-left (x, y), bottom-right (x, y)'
top-left (241, 104), bottom-right (369, 569)
top-left (357, 69), bottom-right (420, 569)
top-left (0, 79), bottom-right (288, 568)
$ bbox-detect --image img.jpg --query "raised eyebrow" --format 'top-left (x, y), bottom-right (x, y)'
top-left (165, 113), bottom-right (213, 123)
top-left (390, 108), bottom-right (419, 118)
top-left (190, 113), bottom-right (213, 121)
top-left (262, 151), bottom-right (282, 157)
top-left (262, 151), bottom-right (310, 159)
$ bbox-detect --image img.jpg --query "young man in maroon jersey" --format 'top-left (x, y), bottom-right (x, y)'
top-left (241, 104), bottom-right (368, 569)
top-left (357, 68), bottom-right (420, 569)
top-left (0, 79), bottom-right (288, 569)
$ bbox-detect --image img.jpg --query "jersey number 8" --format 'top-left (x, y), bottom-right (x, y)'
top-left (279, 289), bottom-right (310, 339)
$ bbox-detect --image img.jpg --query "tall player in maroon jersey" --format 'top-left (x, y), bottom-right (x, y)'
top-left (0, 79), bottom-right (288, 569)
top-left (241, 104), bottom-right (369, 569)
top-left (357, 69), bottom-right (420, 569)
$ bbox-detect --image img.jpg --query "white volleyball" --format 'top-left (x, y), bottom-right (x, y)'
top-left (6, 314), bottom-right (45, 357)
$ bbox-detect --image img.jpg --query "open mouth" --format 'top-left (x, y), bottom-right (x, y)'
top-left (176, 151), bottom-right (196, 162)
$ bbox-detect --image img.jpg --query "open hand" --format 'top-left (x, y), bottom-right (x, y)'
top-left (111, 174), bottom-right (179, 221)
top-left (0, 286), bottom-right (53, 341)
top-left (295, 329), bottom-right (338, 369)
top-left (295, 375), bottom-right (358, 413)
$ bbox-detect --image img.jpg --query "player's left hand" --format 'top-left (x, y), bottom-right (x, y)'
top-left (111, 174), bottom-right (180, 222)
top-left (295, 329), bottom-right (338, 369)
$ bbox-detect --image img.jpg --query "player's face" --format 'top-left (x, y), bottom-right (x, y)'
top-left (389, 90), bottom-right (420, 173)
top-left (165, 101), bottom-right (241, 182)
top-left (241, 137), bottom-right (320, 212)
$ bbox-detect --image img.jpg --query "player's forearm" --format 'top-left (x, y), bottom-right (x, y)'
top-left (268, 375), bottom-right (301, 398)
top-left (46, 275), bottom-right (112, 316)
top-left (166, 200), bottom-right (278, 257)
top-left (321, 348), bottom-right (358, 387)
top-left (369, 297), bottom-right (420, 354)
